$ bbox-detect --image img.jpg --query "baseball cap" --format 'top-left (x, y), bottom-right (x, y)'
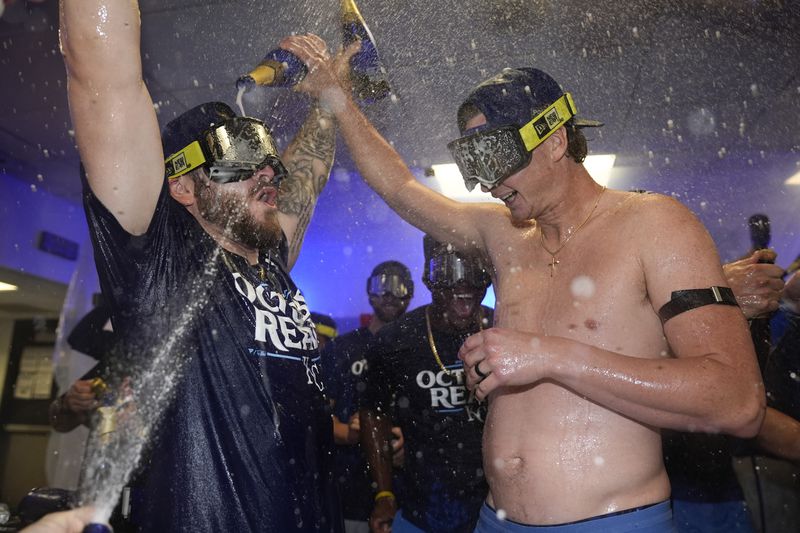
top-left (457, 67), bottom-right (603, 134)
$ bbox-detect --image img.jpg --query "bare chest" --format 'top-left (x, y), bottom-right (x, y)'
top-left (487, 226), bottom-right (661, 352)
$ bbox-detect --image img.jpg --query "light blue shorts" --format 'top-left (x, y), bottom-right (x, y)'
top-left (474, 501), bottom-right (676, 532)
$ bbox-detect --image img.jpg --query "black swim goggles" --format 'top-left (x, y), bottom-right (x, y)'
top-left (367, 274), bottom-right (412, 299)
top-left (165, 117), bottom-right (288, 185)
top-left (447, 93), bottom-right (580, 191)
top-left (426, 252), bottom-right (491, 290)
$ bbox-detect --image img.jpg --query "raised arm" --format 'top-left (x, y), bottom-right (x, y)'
top-left (60, 0), bottom-right (164, 235)
top-left (279, 34), bottom-right (498, 256)
top-left (276, 105), bottom-right (336, 269)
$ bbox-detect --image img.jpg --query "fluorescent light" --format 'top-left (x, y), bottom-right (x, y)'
top-left (427, 164), bottom-right (501, 203)
top-left (0, 282), bottom-right (18, 292)
top-left (583, 154), bottom-right (616, 187)
top-left (427, 154), bottom-right (617, 199)
top-left (786, 170), bottom-right (800, 186)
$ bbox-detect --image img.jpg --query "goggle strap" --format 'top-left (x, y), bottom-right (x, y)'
top-left (518, 93), bottom-right (577, 152)
top-left (165, 141), bottom-right (207, 180)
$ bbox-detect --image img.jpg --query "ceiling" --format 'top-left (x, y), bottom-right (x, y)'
top-left (1, 0), bottom-right (799, 318)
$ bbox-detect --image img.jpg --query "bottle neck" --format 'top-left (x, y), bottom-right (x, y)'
top-left (341, 0), bottom-right (362, 17)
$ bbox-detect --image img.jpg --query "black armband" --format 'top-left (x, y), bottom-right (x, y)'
top-left (658, 286), bottom-right (738, 323)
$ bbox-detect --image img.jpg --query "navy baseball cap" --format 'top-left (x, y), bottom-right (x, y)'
top-left (162, 102), bottom-right (236, 159)
top-left (457, 67), bottom-right (603, 134)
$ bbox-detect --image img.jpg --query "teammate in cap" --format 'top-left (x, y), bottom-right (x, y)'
top-left (321, 261), bottom-right (412, 533)
top-left (361, 235), bottom-right (493, 533)
top-left (61, 4), bottom-right (349, 530)
top-left (287, 35), bottom-right (765, 532)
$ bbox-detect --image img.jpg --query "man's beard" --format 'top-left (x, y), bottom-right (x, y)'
top-left (196, 182), bottom-right (282, 251)
top-left (373, 302), bottom-right (405, 323)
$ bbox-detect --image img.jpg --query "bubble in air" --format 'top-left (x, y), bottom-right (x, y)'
top-left (496, 509), bottom-right (507, 520)
top-left (570, 275), bottom-right (595, 300)
top-left (594, 455), bottom-right (605, 466)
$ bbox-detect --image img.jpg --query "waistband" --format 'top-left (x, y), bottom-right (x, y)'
top-left (475, 500), bottom-right (675, 532)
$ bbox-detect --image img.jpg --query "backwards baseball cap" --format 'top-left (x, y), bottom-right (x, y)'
top-left (448, 67), bottom-right (603, 191)
top-left (162, 101), bottom-right (287, 185)
top-left (367, 260), bottom-right (414, 299)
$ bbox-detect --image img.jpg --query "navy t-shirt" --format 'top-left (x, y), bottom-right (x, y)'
top-left (321, 327), bottom-right (376, 521)
top-left (83, 178), bottom-right (342, 532)
top-left (362, 305), bottom-right (491, 533)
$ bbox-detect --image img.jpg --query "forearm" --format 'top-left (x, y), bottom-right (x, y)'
top-left (550, 337), bottom-right (765, 437)
top-left (359, 408), bottom-right (394, 491)
top-left (324, 89), bottom-right (486, 252)
top-left (755, 407), bottom-right (800, 464)
top-left (278, 105), bottom-right (337, 267)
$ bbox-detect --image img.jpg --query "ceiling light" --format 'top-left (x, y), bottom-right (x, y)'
top-left (0, 282), bottom-right (18, 292)
top-left (583, 154), bottom-right (616, 187)
top-left (426, 165), bottom-right (501, 203)
top-left (785, 170), bottom-right (800, 186)
top-left (427, 154), bottom-right (617, 198)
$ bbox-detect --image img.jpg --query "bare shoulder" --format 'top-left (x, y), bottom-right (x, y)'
top-left (614, 191), bottom-right (726, 309)
top-left (611, 190), bottom-right (696, 224)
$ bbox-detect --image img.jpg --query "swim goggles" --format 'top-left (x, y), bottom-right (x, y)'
top-left (447, 93), bottom-right (579, 191)
top-left (165, 117), bottom-right (287, 185)
top-left (367, 274), bottom-right (412, 299)
top-left (426, 252), bottom-right (491, 290)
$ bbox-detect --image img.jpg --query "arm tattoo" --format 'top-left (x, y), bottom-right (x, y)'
top-left (278, 105), bottom-right (336, 261)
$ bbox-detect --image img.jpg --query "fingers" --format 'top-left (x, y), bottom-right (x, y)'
top-left (753, 248), bottom-right (778, 264)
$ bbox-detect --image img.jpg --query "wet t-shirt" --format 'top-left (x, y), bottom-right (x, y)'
top-left (321, 327), bottom-right (375, 521)
top-left (362, 305), bottom-right (491, 533)
top-left (83, 178), bottom-right (341, 532)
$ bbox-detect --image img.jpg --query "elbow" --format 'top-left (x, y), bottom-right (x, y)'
top-left (725, 387), bottom-right (767, 439)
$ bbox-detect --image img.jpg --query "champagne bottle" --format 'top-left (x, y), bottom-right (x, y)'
top-left (341, 0), bottom-right (391, 102)
top-left (748, 214), bottom-right (771, 253)
top-left (235, 48), bottom-right (307, 91)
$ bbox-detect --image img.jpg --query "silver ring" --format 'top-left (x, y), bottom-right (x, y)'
top-left (475, 361), bottom-right (488, 379)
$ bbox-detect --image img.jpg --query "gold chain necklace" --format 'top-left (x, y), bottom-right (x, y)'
top-left (539, 186), bottom-right (606, 277)
top-left (425, 305), bottom-right (482, 375)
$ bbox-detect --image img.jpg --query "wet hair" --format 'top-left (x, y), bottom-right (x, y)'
top-left (457, 102), bottom-right (588, 163)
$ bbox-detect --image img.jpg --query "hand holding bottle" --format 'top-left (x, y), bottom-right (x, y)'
top-left (280, 34), bottom-right (360, 110)
top-left (63, 379), bottom-right (100, 414)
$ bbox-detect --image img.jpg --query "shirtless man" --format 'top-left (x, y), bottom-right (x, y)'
top-left (287, 36), bottom-right (765, 531)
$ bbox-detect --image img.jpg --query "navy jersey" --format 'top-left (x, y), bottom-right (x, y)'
top-left (83, 178), bottom-right (342, 532)
top-left (320, 327), bottom-right (376, 521)
top-left (362, 305), bottom-right (491, 533)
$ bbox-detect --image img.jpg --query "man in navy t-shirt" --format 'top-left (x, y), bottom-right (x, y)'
top-left (360, 235), bottom-right (493, 533)
top-left (60, 5), bottom-right (347, 530)
top-left (322, 261), bottom-right (413, 533)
